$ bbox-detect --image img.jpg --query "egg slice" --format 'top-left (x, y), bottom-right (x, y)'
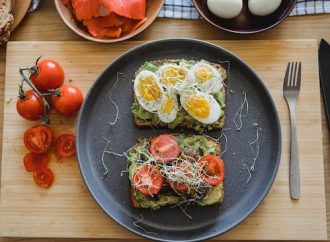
top-left (190, 61), bottom-right (224, 93)
top-left (157, 64), bottom-right (190, 89)
top-left (134, 70), bottom-right (164, 112)
top-left (180, 91), bottom-right (221, 124)
top-left (157, 92), bottom-right (178, 123)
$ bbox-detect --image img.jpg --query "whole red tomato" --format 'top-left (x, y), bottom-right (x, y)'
top-left (30, 59), bottom-right (64, 92)
top-left (16, 89), bottom-right (45, 121)
top-left (50, 85), bottom-right (83, 116)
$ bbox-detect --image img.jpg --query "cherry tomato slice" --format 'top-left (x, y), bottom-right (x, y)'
top-left (23, 125), bottom-right (53, 154)
top-left (133, 165), bottom-right (163, 195)
top-left (199, 154), bottom-right (225, 186)
top-left (50, 85), bottom-right (83, 116)
top-left (150, 134), bottom-right (180, 162)
top-left (33, 167), bottom-right (54, 188)
top-left (16, 90), bottom-right (45, 121)
top-left (55, 134), bottom-right (76, 158)
top-left (23, 152), bottom-right (48, 172)
top-left (30, 59), bottom-right (65, 92)
top-left (167, 162), bottom-right (192, 193)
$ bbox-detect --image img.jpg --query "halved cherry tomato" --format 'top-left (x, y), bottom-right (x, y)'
top-left (150, 134), bottom-right (180, 162)
top-left (30, 59), bottom-right (64, 92)
top-left (16, 90), bottom-right (45, 121)
top-left (23, 152), bottom-right (48, 172)
top-left (33, 167), bottom-right (54, 188)
top-left (55, 134), bottom-right (76, 158)
top-left (23, 125), bottom-right (53, 154)
top-left (133, 165), bottom-right (163, 196)
top-left (50, 85), bottom-right (83, 116)
top-left (167, 162), bottom-right (193, 193)
top-left (199, 154), bottom-right (225, 186)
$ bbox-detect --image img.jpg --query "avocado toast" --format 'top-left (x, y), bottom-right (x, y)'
top-left (128, 134), bottom-right (225, 210)
top-left (131, 59), bottom-right (227, 132)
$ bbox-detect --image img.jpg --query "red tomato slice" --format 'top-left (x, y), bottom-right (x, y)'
top-left (33, 167), bottom-right (54, 188)
top-left (133, 165), bottom-right (163, 195)
top-left (167, 162), bottom-right (193, 193)
top-left (23, 152), bottom-right (48, 172)
top-left (55, 134), bottom-right (76, 158)
top-left (150, 134), bottom-right (180, 162)
top-left (199, 155), bottom-right (225, 186)
top-left (23, 125), bottom-right (53, 154)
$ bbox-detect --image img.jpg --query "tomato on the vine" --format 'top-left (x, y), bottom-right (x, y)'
top-left (30, 59), bottom-right (64, 92)
top-left (50, 85), bottom-right (83, 116)
top-left (24, 125), bottom-right (53, 154)
top-left (16, 90), bottom-right (45, 121)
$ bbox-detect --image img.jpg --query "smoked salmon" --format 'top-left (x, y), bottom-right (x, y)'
top-left (61, 0), bottom-right (147, 39)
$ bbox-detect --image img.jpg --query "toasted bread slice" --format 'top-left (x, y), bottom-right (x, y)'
top-left (128, 134), bottom-right (224, 209)
top-left (0, 0), bottom-right (15, 45)
top-left (132, 59), bottom-right (227, 132)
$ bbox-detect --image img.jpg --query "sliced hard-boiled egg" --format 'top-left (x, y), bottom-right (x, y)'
top-left (180, 91), bottom-right (222, 124)
top-left (157, 91), bottom-right (179, 123)
top-left (190, 61), bottom-right (224, 93)
top-left (157, 64), bottom-right (190, 89)
top-left (134, 70), bottom-right (164, 112)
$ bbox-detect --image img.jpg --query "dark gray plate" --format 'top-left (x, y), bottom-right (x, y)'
top-left (76, 39), bottom-right (281, 242)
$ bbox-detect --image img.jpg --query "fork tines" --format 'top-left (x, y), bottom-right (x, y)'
top-left (283, 62), bottom-right (301, 89)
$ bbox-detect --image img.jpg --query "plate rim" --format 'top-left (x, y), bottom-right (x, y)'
top-left (76, 38), bottom-right (282, 241)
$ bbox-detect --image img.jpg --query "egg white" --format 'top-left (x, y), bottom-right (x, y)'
top-left (157, 91), bottom-right (179, 123)
top-left (190, 61), bottom-right (224, 93)
top-left (180, 91), bottom-right (222, 124)
top-left (207, 0), bottom-right (243, 19)
top-left (248, 0), bottom-right (282, 16)
top-left (134, 70), bottom-right (164, 113)
top-left (157, 63), bottom-right (191, 90)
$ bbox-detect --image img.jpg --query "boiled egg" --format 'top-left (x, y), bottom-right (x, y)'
top-left (157, 91), bottom-right (179, 123)
top-left (134, 70), bottom-right (164, 112)
top-left (248, 0), bottom-right (282, 16)
top-left (207, 0), bottom-right (243, 19)
top-left (190, 61), bottom-right (224, 93)
top-left (157, 64), bottom-right (190, 89)
top-left (180, 91), bottom-right (221, 124)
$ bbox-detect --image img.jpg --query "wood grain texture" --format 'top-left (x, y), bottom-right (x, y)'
top-left (0, 1), bottom-right (329, 241)
top-left (0, 40), bottom-right (326, 240)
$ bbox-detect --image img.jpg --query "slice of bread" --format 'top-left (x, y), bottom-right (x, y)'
top-left (132, 59), bottom-right (227, 132)
top-left (0, 0), bottom-right (15, 45)
top-left (129, 134), bottom-right (224, 209)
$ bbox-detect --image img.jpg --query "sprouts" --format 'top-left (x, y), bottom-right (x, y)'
top-left (107, 72), bottom-right (123, 126)
top-left (133, 215), bottom-right (158, 235)
top-left (233, 89), bottom-right (249, 131)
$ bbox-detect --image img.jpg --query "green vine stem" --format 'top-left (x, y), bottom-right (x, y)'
top-left (18, 67), bottom-right (51, 125)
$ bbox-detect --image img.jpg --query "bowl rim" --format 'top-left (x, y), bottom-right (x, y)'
top-left (54, 0), bottom-right (164, 43)
top-left (191, 0), bottom-right (297, 34)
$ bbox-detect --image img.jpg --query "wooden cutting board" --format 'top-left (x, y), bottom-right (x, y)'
top-left (0, 40), bottom-right (326, 240)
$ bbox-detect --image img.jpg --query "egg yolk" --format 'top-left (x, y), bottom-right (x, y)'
top-left (162, 67), bottom-right (187, 86)
top-left (195, 66), bottom-right (212, 82)
top-left (161, 97), bottom-right (175, 114)
top-left (138, 76), bottom-right (161, 101)
top-left (185, 96), bottom-right (210, 118)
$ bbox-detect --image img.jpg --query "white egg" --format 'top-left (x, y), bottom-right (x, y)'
top-left (157, 64), bottom-right (190, 89)
top-left (180, 91), bottom-right (222, 124)
top-left (207, 0), bottom-right (243, 19)
top-left (134, 70), bottom-right (164, 112)
top-left (157, 92), bottom-right (179, 123)
top-left (190, 61), bottom-right (224, 93)
top-left (248, 0), bottom-right (282, 16)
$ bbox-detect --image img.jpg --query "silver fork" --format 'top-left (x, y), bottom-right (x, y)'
top-left (283, 62), bottom-right (301, 200)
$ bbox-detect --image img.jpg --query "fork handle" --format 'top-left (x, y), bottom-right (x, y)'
top-left (288, 102), bottom-right (300, 200)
